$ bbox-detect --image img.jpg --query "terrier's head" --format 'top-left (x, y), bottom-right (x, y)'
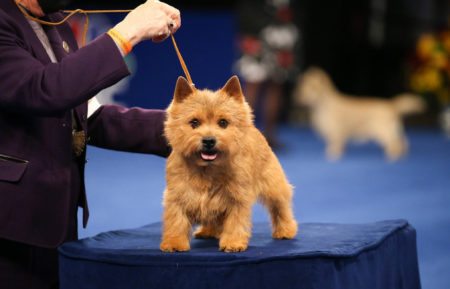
top-left (165, 76), bottom-right (253, 167)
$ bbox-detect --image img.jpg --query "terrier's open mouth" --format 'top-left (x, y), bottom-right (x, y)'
top-left (200, 150), bottom-right (218, 161)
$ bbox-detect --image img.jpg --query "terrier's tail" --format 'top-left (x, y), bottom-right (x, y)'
top-left (392, 93), bottom-right (426, 115)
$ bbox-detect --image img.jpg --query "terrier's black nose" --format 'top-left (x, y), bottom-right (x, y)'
top-left (202, 137), bottom-right (216, 150)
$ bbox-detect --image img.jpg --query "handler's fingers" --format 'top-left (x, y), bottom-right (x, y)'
top-left (169, 18), bottom-right (180, 34)
top-left (152, 35), bottom-right (167, 42)
top-left (158, 2), bottom-right (181, 33)
top-left (152, 23), bottom-right (171, 42)
top-left (168, 18), bottom-right (180, 35)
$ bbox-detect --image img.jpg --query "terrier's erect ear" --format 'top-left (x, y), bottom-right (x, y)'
top-left (221, 75), bottom-right (244, 102)
top-left (174, 76), bottom-right (194, 103)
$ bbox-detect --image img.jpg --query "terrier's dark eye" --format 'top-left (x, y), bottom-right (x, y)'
top-left (189, 118), bottom-right (200, 129)
top-left (218, 119), bottom-right (228, 129)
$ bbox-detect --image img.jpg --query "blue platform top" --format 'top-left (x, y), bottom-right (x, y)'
top-left (59, 219), bottom-right (409, 267)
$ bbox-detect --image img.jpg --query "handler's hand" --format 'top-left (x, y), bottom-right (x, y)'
top-left (113, 0), bottom-right (181, 47)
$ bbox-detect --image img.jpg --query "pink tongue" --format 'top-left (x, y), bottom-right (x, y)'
top-left (201, 153), bottom-right (217, 161)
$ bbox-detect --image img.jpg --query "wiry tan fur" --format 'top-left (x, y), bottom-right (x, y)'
top-left (160, 76), bottom-right (297, 252)
top-left (294, 67), bottom-right (425, 161)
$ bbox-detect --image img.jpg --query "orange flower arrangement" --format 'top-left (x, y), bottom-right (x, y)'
top-left (408, 30), bottom-right (450, 110)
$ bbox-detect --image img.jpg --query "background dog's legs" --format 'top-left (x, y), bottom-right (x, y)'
top-left (325, 134), bottom-right (346, 160)
top-left (219, 205), bottom-right (252, 252)
top-left (375, 122), bottom-right (407, 161)
top-left (160, 205), bottom-right (192, 252)
top-left (383, 136), bottom-right (406, 160)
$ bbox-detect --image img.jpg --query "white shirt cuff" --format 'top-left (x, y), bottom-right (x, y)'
top-left (87, 97), bottom-right (102, 118)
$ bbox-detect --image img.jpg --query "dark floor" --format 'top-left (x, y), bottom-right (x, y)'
top-left (78, 126), bottom-right (450, 289)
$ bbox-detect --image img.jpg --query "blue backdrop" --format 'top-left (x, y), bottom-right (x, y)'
top-left (88, 10), bottom-right (236, 109)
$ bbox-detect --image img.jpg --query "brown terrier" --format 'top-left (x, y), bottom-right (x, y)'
top-left (160, 76), bottom-right (298, 252)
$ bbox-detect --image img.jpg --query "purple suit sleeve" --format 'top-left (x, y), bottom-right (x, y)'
top-left (0, 15), bottom-right (130, 116)
top-left (87, 104), bottom-right (171, 157)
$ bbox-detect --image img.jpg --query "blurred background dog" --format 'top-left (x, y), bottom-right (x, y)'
top-left (294, 67), bottom-right (425, 161)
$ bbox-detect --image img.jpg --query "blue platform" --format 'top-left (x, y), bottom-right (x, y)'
top-left (60, 220), bottom-right (420, 289)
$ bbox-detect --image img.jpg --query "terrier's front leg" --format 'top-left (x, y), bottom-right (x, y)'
top-left (219, 205), bottom-right (252, 252)
top-left (160, 204), bottom-right (192, 252)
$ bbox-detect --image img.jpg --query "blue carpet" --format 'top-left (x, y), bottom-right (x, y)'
top-left (79, 126), bottom-right (450, 289)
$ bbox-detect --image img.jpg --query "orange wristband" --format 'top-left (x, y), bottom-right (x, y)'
top-left (107, 29), bottom-right (132, 55)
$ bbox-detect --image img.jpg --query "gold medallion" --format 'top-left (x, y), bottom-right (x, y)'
top-left (72, 130), bottom-right (86, 157)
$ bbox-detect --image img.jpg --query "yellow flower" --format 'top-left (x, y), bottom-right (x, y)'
top-left (438, 89), bottom-right (450, 106)
top-left (441, 31), bottom-right (450, 52)
top-left (417, 34), bottom-right (436, 60)
top-left (410, 71), bottom-right (427, 92)
top-left (424, 67), bottom-right (443, 90)
top-left (411, 67), bottom-right (442, 92)
top-left (430, 49), bottom-right (448, 69)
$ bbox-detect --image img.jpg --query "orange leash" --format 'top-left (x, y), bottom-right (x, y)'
top-left (14, 1), bottom-right (194, 86)
top-left (169, 33), bottom-right (193, 86)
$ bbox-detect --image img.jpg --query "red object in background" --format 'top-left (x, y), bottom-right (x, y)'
top-left (68, 17), bottom-right (84, 47)
top-left (70, 22), bottom-right (80, 39)
top-left (276, 7), bottom-right (293, 22)
top-left (277, 50), bottom-right (294, 68)
top-left (241, 36), bottom-right (261, 56)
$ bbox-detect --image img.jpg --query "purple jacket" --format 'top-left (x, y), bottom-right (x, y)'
top-left (0, 0), bottom-right (170, 248)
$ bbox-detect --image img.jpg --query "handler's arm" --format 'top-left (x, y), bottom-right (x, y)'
top-left (0, 14), bottom-right (129, 117)
top-left (87, 104), bottom-right (171, 157)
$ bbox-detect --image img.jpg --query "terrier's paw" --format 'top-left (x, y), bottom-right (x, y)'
top-left (160, 237), bottom-right (190, 252)
top-left (219, 238), bottom-right (248, 252)
top-left (193, 226), bottom-right (219, 239)
top-left (272, 220), bottom-right (298, 239)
